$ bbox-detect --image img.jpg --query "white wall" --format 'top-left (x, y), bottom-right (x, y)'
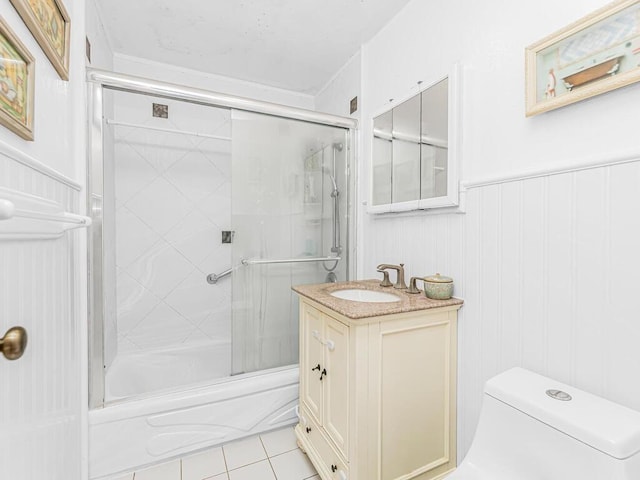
top-left (0, 0), bottom-right (87, 477)
top-left (114, 54), bottom-right (316, 110)
top-left (0, 0), bottom-right (86, 179)
top-left (330, 0), bottom-right (640, 461)
top-left (315, 51), bottom-right (362, 119)
top-left (85, 0), bottom-right (114, 71)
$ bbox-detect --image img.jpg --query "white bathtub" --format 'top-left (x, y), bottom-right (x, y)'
top-left (105, 342), bottom-right (232, 401)
top-left (89, 348), bottom-right (299, 479)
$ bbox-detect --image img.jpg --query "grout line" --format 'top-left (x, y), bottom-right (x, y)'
top-left (267, 446), bottom-right (299, 459)
top-left (226, 458), bottom-right (268, 472)
top-left (221, 444), bottom-right (230, 475)
top-left (259, 435), bottom-right (278, 479)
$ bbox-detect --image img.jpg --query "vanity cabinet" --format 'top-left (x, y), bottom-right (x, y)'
top-left (300, 302), bottom-right (350, 459)
top-left (295, 293), bottom-right (461, 480)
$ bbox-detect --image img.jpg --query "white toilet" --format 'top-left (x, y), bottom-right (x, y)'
top-left (448, 368), bottom-right (640, 479)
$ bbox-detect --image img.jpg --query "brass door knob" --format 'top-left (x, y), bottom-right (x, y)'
top-left (0, 326), bottom-right (28, 360)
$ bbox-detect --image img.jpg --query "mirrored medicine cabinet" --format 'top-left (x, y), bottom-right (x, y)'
top-left (370, 65), bottom-right (461, 213)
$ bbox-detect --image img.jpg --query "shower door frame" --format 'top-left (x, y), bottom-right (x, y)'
top-left (86, 68), bottom-right (358, 408)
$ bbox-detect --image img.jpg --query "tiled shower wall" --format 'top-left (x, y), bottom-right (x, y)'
top-left (112, 92), bottom-right (232, 354)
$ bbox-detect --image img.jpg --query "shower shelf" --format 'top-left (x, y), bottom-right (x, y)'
top-left (0, 187), bottom-right (91, 240)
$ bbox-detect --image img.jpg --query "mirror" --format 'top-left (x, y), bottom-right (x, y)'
top-left (372, 110), bottom-right (392, 206)
top-left (392, 94), bottom-right (421, 203)
top-left (420, 78), bottom-right (448, 200)
top-left (370, 66), bottom-right (460, 213)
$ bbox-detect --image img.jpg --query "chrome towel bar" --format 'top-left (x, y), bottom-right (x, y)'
top-left (0, 198), bottom-right (91, 227)
top-left (241, 256), bottom-right (341, 266)
top-left (206, 256), bottom-right (341, 285)
top-left (207, 268), bottom-right (232, 284)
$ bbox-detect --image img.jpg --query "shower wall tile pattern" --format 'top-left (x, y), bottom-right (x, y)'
top-left (113, 93), bottom-right (232, 354)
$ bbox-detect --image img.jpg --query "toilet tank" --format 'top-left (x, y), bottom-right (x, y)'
top-left (461, 368), bottom-right (640, 480)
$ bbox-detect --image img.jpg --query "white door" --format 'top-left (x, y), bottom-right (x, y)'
top-left (0, 170), bottom-right (84, 479)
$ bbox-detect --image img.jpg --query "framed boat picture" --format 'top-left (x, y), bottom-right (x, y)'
top-left (526, 0), bottom-right (640, 116)
top-left (0, 17), bottom-right (35, 141)
top-left (10, 0), bottom-right (70, 80)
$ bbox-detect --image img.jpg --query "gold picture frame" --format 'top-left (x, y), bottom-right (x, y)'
top-left (0, 16), bottom-right (35, 141)
top-left (526, 0), bottom-right (640, 117)
top-left (10, 0), bottom-right (70, 81)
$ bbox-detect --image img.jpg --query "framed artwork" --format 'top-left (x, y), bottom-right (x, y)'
top-left (526, 0), bottom-right (640, 116)
top-left (10, 0), bottom-right (70, 80)
top-left (0, 17), bottom-right (35, 141)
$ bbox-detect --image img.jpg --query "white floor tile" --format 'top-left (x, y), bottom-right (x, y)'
top-left (269, 449), bottom-right (317, 480)
top-left (260, 427), bottom-right (298, 457)
top-left (134, 459), bottom-right (181, 480)
top-left (228, 460), bottom-right (275, 480)
top-left (223, 435), bottom-right (267, 470)
top-left (182, 447), bottom-right (227, 480)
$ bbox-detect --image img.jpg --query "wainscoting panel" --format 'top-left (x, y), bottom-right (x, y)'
top-left (361, 157), bottom-right (640, 461)
top-left (0, 146), bottom-right (83, 479)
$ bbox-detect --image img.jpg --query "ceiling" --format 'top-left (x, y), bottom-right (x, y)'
top-left (96, 0), bottom-right (412, 95)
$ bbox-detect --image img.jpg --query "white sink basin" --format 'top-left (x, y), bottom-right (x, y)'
top-left (330, 289), bottom-right (401, 303)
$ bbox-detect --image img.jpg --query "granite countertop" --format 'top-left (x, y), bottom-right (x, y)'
top-left (292, 279), bottom-right (463, 319)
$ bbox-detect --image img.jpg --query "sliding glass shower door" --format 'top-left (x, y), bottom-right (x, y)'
top-left (230, 110), bottom-right (349, 375)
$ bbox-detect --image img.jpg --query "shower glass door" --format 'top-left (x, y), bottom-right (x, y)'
top-left (230, 110), bottom-right (349, 375)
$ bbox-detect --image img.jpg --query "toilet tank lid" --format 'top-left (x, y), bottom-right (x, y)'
top-left (484, 368), bottom-right (640, 460)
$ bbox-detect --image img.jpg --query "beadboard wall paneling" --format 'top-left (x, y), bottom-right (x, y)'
top-left (361, 159), bottom-right (640, 460)
top-left (0, 150), bottom-right (82, 479)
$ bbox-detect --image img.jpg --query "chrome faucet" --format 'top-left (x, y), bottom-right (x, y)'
top-left (376, 263), bottom-right (407, 290)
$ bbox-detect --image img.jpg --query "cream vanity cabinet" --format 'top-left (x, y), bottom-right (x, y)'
top-left (294, 286), bottom-right (462, 480)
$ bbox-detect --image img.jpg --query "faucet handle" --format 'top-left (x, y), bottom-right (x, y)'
top-left (395, 264), bottom-right (407, 290)
top-left (377, 269), bottom-right (393, 287)
top-left (407, 277), bottom-right (424, 294)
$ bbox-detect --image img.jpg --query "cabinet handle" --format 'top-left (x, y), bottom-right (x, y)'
top-left (320, 368), bottom-right (327, 381)
top-left (331, 464), bottom-right (338, 472)
top-left (312, 364), bottom-right (321, 372)
top-left (306, 426), bottom-right (312, 433)
top-left (312, 330), bottom-right (335, 350)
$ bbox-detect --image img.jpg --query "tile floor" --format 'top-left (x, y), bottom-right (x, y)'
top-left (107, 426), bottom-right (318, 480)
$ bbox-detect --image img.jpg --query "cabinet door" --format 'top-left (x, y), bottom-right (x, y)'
top-left (323, 315), bottom-right (350, 458)
top-left (376, 312), bottom-right (453, 480)
top-left (301, 304), bottom-right (325, 424)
